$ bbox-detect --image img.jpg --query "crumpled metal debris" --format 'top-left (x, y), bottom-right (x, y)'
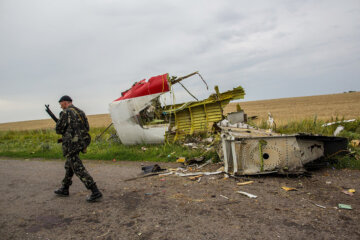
top-left (220, 121), bottom-right (348, 175)
top-left (109, 71), bottom-right (245, 145)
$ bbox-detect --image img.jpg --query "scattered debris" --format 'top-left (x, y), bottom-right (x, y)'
top-left (108, 71), bottom-right (351, 180)
top-left (188, 175), bottom-right (202, 181)
top-left (282, 187), bottom-right (297, 191)
top-left (176, 171), bottom-right (222, 177)
top-left (333, 125), bottom-right (344, 136)
top-left (338, 204), bottom-right (352, 210)
top-left (186, 156), bottom-right (206, 166)
top-left (321, 119), bottom-right (356, 127)
top-left (303, 198), bottom-right (326, 209)
top-left (342, 190), bottom-right (353, 196)
top-left (95, 123), bottom-right (114, 141)
top-left (220, 195), bottom-right (229, 200)
top-left (237, 181), bottom-right (254, 186)
top-left (267, 112), bottom-right (276, 131)
top-left (128, 164), bottom-right (224, 182)
top-left (141, 164), bottom-right (165, 174)
top-left (237, 191), bottom-right (257, 199)
top-left (326, 181), bottom-right (332, 185)
top-left (314, 203), bottom-right (326, 209)
top-left (216, 166), bottom-right (225, 172)
top-left (205, 137), bottom-right (214, 143)
top-left (197, 160), bottom-right (212, 169)
top-left (159, 172), bottom-right (174, 177)
top-left (350, 140), bottom-right (360, 147)
top-left (176, 157), bottom-right (186, 163)
top-left (342, 189), bottom-right (355, 196)
top-left (121, 164), bottom-right (168, 181)
top-left (218, 119), bottom-right (253, 129)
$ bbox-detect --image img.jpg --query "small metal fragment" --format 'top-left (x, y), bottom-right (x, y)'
top-left (220, 195), bottom-right (229, 200)
top-left (237, 191), bottom-right (257, 199)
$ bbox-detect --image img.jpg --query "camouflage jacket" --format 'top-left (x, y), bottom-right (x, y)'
top-left (56, 105), bottom-right (91, 157)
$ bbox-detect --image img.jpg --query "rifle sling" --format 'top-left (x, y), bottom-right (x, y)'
top-left (69, 108), bottom-right (86, 126)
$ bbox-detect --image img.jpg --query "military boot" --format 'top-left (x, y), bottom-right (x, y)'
top-left (86, 184), bottom-right (102, 202)
top-left (54, 186), bottom-right (69, 196)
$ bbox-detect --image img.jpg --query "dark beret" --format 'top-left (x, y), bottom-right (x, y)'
top-left (58, 95), bottom-right (72, 102)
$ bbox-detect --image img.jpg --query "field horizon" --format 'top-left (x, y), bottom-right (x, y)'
top-left (1, 91), bottom-right (359, 131)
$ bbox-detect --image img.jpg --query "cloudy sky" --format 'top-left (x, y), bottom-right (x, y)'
top-left (0, 0), bottom-right (359, 123)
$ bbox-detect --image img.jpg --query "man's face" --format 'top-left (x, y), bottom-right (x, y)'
top-left (59, 101), bottom-right (71, 110)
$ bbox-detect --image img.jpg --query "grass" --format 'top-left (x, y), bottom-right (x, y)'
top-left (331, 148), bottom-right (360, 170)
top-left (253, 116), bottom-right (360, 137)
top-left (0, 126), bottom-right (217, 162)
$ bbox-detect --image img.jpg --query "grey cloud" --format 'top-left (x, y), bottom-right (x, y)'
top-left (0, 0), bottom-right (359, 123)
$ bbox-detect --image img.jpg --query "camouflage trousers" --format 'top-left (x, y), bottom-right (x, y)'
top-left (61, 153), bottom-right (95, 189)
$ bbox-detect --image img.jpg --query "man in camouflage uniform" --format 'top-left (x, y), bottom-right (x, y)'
top-left (54, 95), bottom-right (102, 202)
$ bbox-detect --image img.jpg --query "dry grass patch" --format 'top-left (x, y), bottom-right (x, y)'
top-left (0, 114), bottom-right (112, 131)
top-left (225, 92), bottom-right (360, 125)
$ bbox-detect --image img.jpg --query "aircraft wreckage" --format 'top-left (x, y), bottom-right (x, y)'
top-left (109, 72), bottom-right (244, 145)
top-left (109, 72), bottom-right (348, 175)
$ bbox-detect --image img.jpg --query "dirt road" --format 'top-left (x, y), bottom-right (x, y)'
top-left (0, 158), bottom-right (359, 240)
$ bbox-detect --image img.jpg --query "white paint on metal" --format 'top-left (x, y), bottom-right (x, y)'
top-left (221, 132), bottom-right (330, 175)
top-left (237, 191), bottom-right (257, 199)
top-left (231, 141), bottom-right (238, 174)
top-left (321, 119), bottom-right (355, 127)
top-left (222, 138), bottom-right (229, 173)
top-left (109, 93), bottom-right (167, 145)
top-left (334, 125), bottom-right (344, 136)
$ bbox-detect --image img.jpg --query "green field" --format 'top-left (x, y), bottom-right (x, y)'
top-left (0, 126), bottom-right (218, 163)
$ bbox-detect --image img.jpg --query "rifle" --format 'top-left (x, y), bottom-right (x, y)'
top-left (45, 105), bottom-right (63, 143)
top-left (45, 104), bottom-right (58, 122)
